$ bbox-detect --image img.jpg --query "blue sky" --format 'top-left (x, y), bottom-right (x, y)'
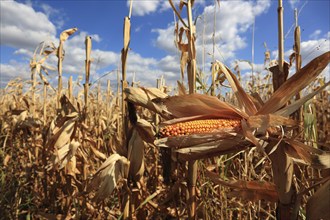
top-left (0, 0), bottom-right (329, 90)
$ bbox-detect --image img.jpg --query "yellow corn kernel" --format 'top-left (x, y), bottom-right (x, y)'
top-left (159, 119), bottom-right (241, 137)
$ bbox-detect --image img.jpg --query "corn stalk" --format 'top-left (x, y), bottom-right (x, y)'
top-left (293, 9), bottom-right (303, 129)
top-left (121, 14), bottom-right (131, 145)
top-left (57, 28), bottom-right (77, 109)
top-left (185, 1), bottom-right (197, 219)
top-left (269, 1), bottom-right (297, 219)
top-left (84, 36), bottom-right (92, 120)
top-left (121, 1), bottom-right (132, 218)
top-left (68, 76), bottom-right (73, 104)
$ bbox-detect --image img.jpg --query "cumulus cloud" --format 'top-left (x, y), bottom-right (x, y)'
top-left (309, 30), bottom-right (322, 40)
top-left (127, 0), bottom-right (206, 16)
top-left (153, 0), bottom-right (271, 74)
top-left (0, 61), bottom-right (31, 87)
top-left (128, 0), bottom-right (160, 16)
top-left (0, 0), bottom-right (57, 49)
top-left (152, 24), bottom-right (177, 54)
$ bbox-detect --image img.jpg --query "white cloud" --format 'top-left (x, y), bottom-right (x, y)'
top-left (153, 0), bottom-right (271, 72)
top-left (309, 30), bottom-right (322, 40)
top-left (127, 0), bottom-right (206, 16)
top-left (152, 24), bottom-right (177, 54)
top-left (40, 3), bottom-right (66, 30)
top-left (0, 0), bottom-right (57, 49)
top-left (128, 0), bottom-right (160, 16)
top-left (289, 0), bottom-right (300, 9)
top-left (0, 61), bottom-right (31, 87)
top-left (286, 38), bottom-right (330, 65)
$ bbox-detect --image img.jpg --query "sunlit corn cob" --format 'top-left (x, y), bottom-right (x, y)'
top-left (159, 119), bottom-right (241, 137)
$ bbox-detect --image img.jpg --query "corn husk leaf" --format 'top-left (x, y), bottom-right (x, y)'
top-left (247, 114), bottom-right (298, 133)
top-left (128, 129), bottom-right (146, 181)
top-left (84, 137), bottom-right (107, 161)
top-left (249, 92), bottom-right (264, 110)
top-left (154, 93), bottom-right (247, 120)
top-left (135, 118), bottom-right (156, 144)
top-left (241, 119), bottom-right (262, 150)
top-left (205, 169), bottom-right (278, 202)
top-left (46, 114), bottom-right (79, 150)
top-left (306, 180), bottom-right (330, 220)
top-left (215, 61), bottom-right (257, 116)
top-left (257, 51), bottom-right (330, 115)
top-left (47, 140), bottom-right (80, 171)
top-left (65, 155), bottom-right (77, 178)
top-left (125, 87), bottom-right (168, 116)
top-left (88, 154), bottom-right (130, 202)
top-left (284, 139), bottom-right (330, 169)
top-left (155, 132), bottom-right (251, 161)
top-left (275, 81), bottom-right (329, 117)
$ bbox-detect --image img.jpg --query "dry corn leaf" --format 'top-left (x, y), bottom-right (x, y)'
top-left (15, 110), bottom-right (28, 123)
top-left (306, 180), bottom-right (330, 220)
top-left (177, 80), bottom-right (187, 95)
top-left (88, 154), bottom-right (130, 201)
top-left (154, 93), bottom-right (247, 119)
top-left (128, 128), bottom-right (146, 181)
top-left (249, 92), bottom-right (264, 110)
top-left (65, 155), bottom-right (77, 178)
top-left (135, 118), bottom-right (156, 144)
top-left (84, 137), bottom-right (107, 161)
top-left (205, 169), bottom-right (278, 202)
top-left (46, 116), bottom-right (78, 150)
top-left (247, 114), bottom-right (297, 132)
top-left (48, 140), bottom-right (80, 170)
top-left (275, 81), bottom-right (329, 117)
top-left (59, 27), bottom-right (78, 42)
top-left (90, 144), bottom-right (107, 161)
top-left (258, 51), bottom-right (330, 115)
top-left (215, 61), bottom-right (257, 116)
top-left (125, 87), bottom-right (168, 115)
top-left (3, 154), bottom-right (11, 167)
top-left (156, 132), bottom-right (251, 161)
top-left (284, 139), bottom-right (330, 169)
top-left (155, 130), bottom-right (241, 149)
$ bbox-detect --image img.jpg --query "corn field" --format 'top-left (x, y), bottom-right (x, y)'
top-left (0, 1), bottom-right (329, 220)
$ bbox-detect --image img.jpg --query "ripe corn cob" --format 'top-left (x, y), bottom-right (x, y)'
top-left (159, 119), bottom-right (241, 138)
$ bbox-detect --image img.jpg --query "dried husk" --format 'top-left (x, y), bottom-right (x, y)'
top-left (47, 140), bottom-right (80, 171)
top-left (153, 93), bottom-right (247, 119)
top-left (214, 61), bottom-right (257, 116)
top-left (124, 87), bottom-right (168, 115)
top-left (284, 138), bottom-right (330, 169)
top-left (128, 129), bottom-right (146, 181)
top-left (155, 131), bottom-right (251, 161)
top-left (306, 180), bottom-right (330, 220)
top-left (247, 114), bottom-right (298, 133)
top-left (88, 154), bottom-right (130, 202)
top-left (275, 81), bottom-right (329, 117)
top-left (257, 51), bottom-right (330, 115)
top-left (46, 113), bottom-right (79, 150)
top-left (205, 169), bottom-right (278, 202)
